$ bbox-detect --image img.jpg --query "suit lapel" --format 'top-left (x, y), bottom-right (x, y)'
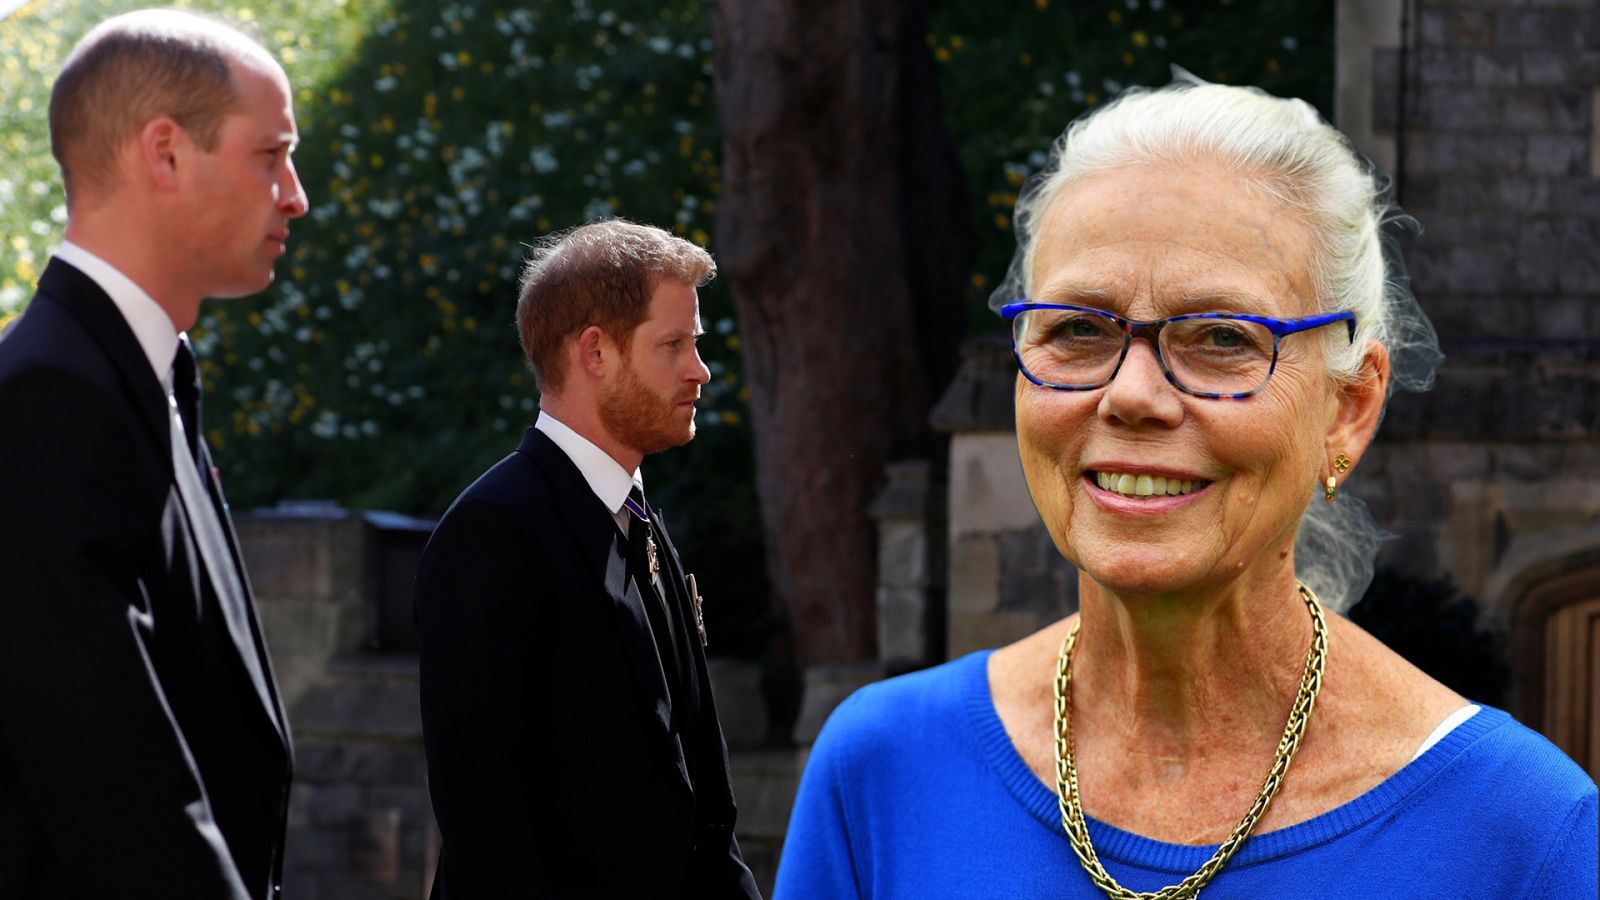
top-left (200, 441), bottom-right (293, 748)
top-left (518, 430), bottom-right (692, 791)
top-left (35, 260), bottom-right (168, 450)
top-left (649, 508), bottom-right (702, 719)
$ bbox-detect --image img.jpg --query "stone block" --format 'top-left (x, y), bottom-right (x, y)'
top-left (1522, 51), bottom-right (1585, 86)
top-left (364, 786), bottom-right (430, 823)
top-left (996, 529), bottom-right (1078, 619)
top-left (877, 519), bottom-right (930, 588)
top-left (1419, 9), bottom-right (1496, 49)
top-left (307, 783), bottom-right (363, 827)
top-left (729, 748), bottom-right (804, 839)
top-left (1425, 211), bottom-right (1521, 245)
top-left (1551, 89), bottom-right (1594, 131)
top-left (1548, 176), bottom-right (1600, 216)
top-left (1502, 91), bottom-right (1554, 130)
top-left (1416, 242), bottom-right (1521, 295)
top-left (1417, 46), bottom-right (1477, 85)
top-left (791, 661), bottom-right (886, 745)
top-left (1497, 10), bottom-right (1591, 50)
top-left (290, 678), bottom-right (423, 740)
top-left (1527, 133), bottom-right (1589, 176)
top-left (235, 509), bottom-right (367, 605)
top-left (707, 657), bottom-right (769, 750)
top-left (1533, 297), bottom-right (1587, 340)
top-left (949, 433), bottom-right (1039, 536)
top-left (1421, 87), bottom-right (1506, 130)
top-left (1472, 50), bottom-right (1523, 87)
top-left (1444, 133), bottom-right (1528, 174)
top-left (876, 584), bottom-right (931, 665)
top-left (949, 534), bottom-right (1000, 616)
top-left (294, 738), bottom-right (429, 784)
top-left (347, 807), bottom-right (402, 885)
top-left (285, 825), bottom-right (345, 870)
top-left (948, 609), bottom-right (1050, 658)
top-left (1556, 240), bottom-right (1600, 292)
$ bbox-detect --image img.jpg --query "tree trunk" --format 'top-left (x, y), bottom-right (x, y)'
top-left (711, 0), bottom-right (969, 665)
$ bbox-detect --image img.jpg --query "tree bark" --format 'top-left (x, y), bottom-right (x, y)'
top-left (712, 0), bottom-right (969, 665)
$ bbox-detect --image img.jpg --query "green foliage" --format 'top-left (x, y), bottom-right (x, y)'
top-left (928, 0), bottom-right (1336, 332)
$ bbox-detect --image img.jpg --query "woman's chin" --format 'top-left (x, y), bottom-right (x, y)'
top-left (1077, 553), bottom-right (1217, 600)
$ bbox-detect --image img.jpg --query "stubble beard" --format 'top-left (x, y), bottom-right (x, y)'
top-left (599, 357), bottom-right (696, 459)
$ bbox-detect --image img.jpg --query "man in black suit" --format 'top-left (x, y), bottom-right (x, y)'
top-left (0, 10), bottom-right (306, 899)
top-left (416, 220), bottom-right (761, 898)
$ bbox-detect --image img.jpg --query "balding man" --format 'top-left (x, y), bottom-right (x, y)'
top-left (0, 10), bottom-right (305, 899)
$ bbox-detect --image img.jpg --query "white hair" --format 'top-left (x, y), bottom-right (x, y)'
top-left (994, 80), bottom-right (1444, 611)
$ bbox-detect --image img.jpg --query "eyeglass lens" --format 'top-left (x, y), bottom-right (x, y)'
top-left (1012, 308), bottom-right (1277, 395)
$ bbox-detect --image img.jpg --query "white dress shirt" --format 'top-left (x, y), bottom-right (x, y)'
top-left (534, 411), bottom-right (645, 537)
top-left (53, 241), bottom-right (181, 392)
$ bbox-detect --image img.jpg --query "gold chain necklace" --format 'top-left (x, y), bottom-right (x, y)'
top-left (1054, 583), bottom-right (1327, 900)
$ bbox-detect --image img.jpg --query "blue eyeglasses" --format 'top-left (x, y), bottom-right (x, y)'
top-left (1001, 301), bottom-right (1356, 400)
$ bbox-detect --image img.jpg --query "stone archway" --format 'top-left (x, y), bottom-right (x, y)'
top-left (1502, 538), bottom-right (1600, 779)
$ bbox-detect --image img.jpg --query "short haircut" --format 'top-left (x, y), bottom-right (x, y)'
top-left (516, 219), bottom-right (715, 392)
top-left (49, 9), bottom-right (266, 204)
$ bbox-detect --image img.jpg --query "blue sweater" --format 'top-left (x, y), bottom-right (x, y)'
top-left (776, 651), bottom-right (1598, 899)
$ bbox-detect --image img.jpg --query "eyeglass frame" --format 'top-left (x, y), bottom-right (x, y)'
top-left (1000, 300), bottom-right (1357, 400)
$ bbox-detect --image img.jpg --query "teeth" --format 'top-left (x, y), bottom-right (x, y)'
top-left (1094, 470), bottom-right (1205, 499)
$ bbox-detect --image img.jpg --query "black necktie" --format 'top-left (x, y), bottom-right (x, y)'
top-left (168, 341), bottom-right (273, 708)
top-left (625, 487), bottom-right (684, 693)
top-left (171, 339), bottom-right (205, 479)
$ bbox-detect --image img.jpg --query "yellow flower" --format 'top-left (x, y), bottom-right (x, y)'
top-left (1132, 31), bottom-right (1149, 48)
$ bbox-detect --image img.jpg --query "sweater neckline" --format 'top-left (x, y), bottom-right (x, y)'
top-left (959, 648), bottom-right (1507, 874)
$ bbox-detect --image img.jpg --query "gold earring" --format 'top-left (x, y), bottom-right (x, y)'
top-left (1324, 475), bottom-right (1338, 502)
top-left (1333, 452), bottom-right (1352, 474)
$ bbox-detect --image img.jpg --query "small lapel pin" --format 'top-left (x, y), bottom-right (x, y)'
top-left (687, 573), bottom-right (708, 648)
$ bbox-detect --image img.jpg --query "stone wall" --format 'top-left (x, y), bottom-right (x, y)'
top-left (1343, 0), bottom-right (1600, 644)
top-left (239, 505), bottom-right (438, 900)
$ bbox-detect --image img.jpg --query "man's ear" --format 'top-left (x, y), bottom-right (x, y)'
top-left (1325, 340), bottom-right (1391, 477)
top-left (136, 117), bottom-right (184, 192)
top-left (575, 324), bottom-right (611, 379)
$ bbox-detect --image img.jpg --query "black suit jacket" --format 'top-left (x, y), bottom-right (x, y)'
top-left (416, 427), bottom-right (760, 899)
top-left (0, 259), bottom-right (293, 899)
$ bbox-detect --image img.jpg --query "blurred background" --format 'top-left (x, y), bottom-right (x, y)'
top-left (3, 0), bottom-right (1597, 896)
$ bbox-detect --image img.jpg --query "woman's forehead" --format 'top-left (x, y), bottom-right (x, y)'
top-left (1027, 162), bottom-right (1319, 316)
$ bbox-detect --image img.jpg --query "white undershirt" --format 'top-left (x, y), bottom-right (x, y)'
top-left (1412, 704), bottom-right (1480, 761)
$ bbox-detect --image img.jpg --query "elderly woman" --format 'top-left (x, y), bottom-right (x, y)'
top-left (774, 83), bottom-right (1598, 898)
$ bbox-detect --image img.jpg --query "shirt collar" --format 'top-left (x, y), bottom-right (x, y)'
top-left (534, 411), bottom-right (642, 517)
top-left (54, 241), bottom-right (181, 393)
